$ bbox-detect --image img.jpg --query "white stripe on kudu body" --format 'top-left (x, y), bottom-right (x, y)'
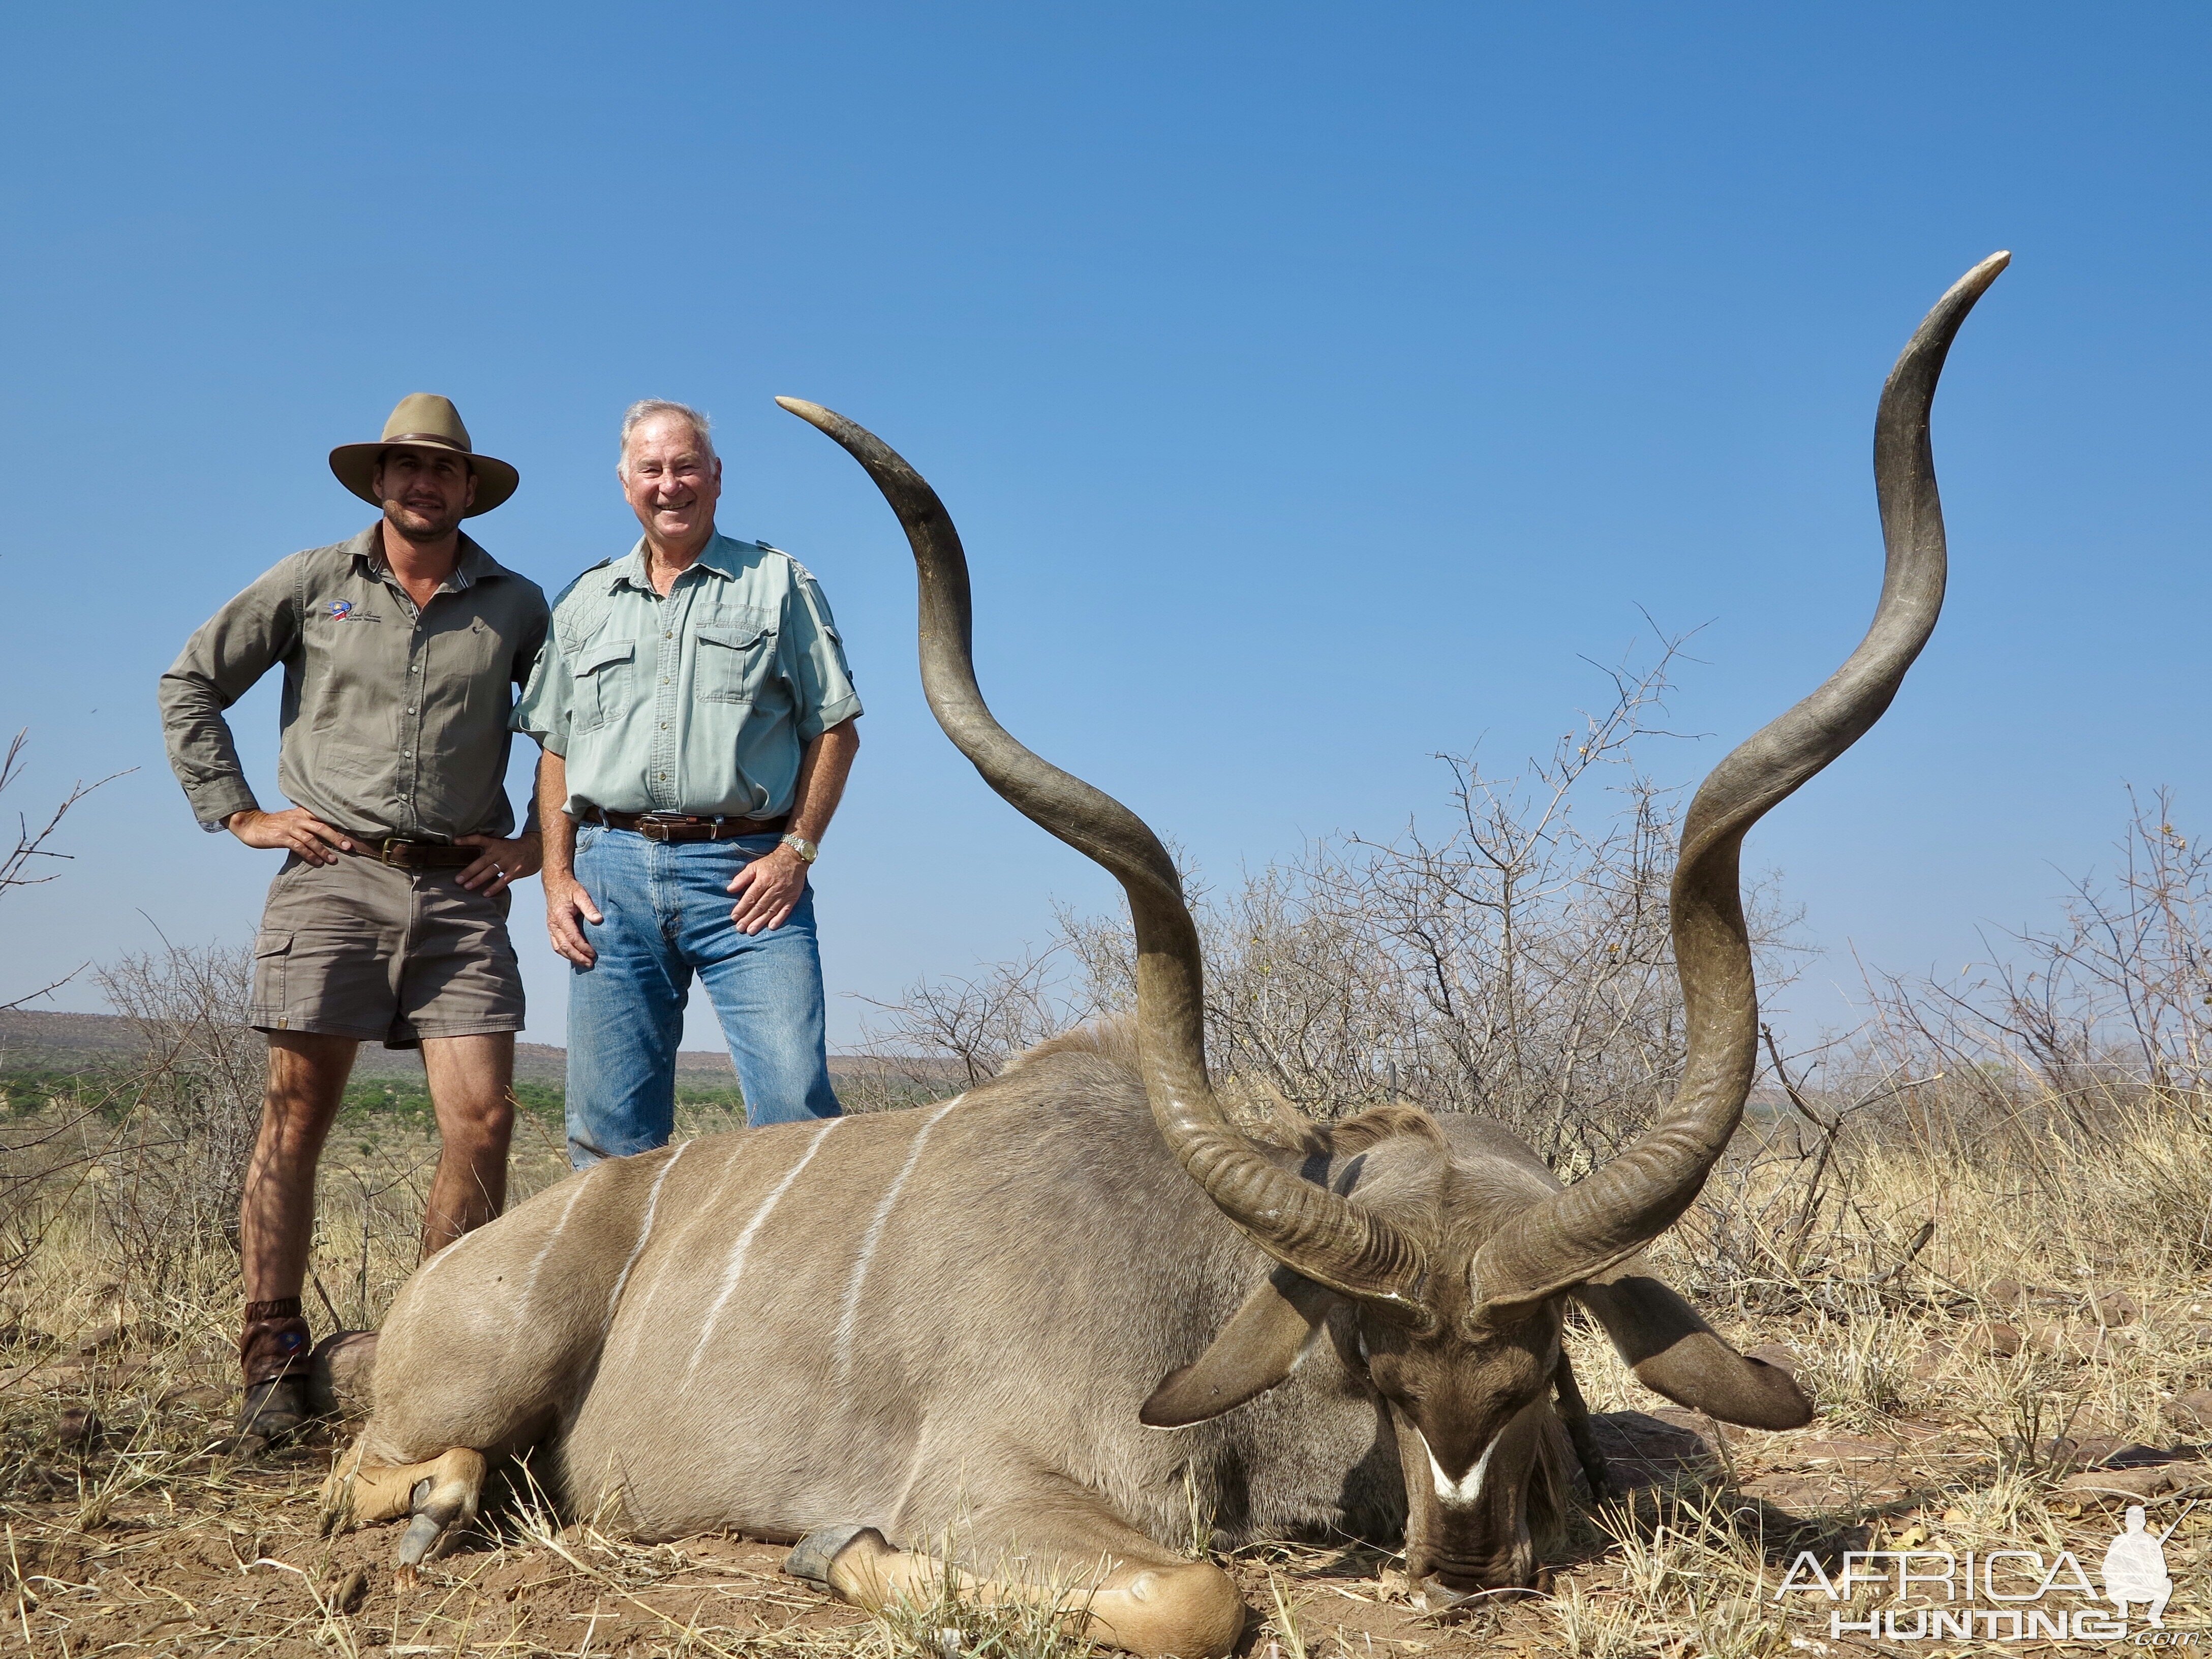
top-left (834, 1097), bottom-right (963, 1385)
top-left (515, 1168), bottom-right (598, 1325)
top-left (604, 1140), bottom-right (693, 1325)
top-left (682, 1118), bottom-right (842, 1390)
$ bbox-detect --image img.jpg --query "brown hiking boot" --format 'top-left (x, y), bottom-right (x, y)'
top-left (230, 1299), bottom-right (314, 1450)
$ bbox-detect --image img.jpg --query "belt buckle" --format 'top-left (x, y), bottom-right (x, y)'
top-left (637, 817), bottom-right (674, 843)
top-left (378, 838), bottom-right (410, 867)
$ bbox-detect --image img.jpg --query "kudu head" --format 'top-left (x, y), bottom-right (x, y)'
top-left (778, 248), bottom-right (2006, 1605)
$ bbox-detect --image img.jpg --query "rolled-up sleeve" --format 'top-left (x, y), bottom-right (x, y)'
top-left (512, 622), bottom-right (575, 757)
top-left (157, 558), bottom-right (301, 830)
top-left (784, 572), bottom-right (863, 743)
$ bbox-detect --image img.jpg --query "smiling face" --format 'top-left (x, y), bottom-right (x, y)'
top-left (373, 445), bottom-right (477, 543)
top-left (620, 411), bottom-right (723, 556)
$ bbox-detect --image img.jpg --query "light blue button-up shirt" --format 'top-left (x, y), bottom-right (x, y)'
top-left (515, 533), bottom-right (861, 819)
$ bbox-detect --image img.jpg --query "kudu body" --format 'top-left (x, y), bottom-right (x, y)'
top-left (327, 256), bottom-right (2006, 1657)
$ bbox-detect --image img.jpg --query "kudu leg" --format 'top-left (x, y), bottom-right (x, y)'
top-left (1553, 1350), bottom-right (1611, 1501)
top-left (320, 1440), bottom-right (488, 1586)
top-left (788, 1511), bottom-right (1244, 1659)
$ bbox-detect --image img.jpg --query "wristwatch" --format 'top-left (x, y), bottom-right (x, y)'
top-left (781, 832), bottom-right (820, 865)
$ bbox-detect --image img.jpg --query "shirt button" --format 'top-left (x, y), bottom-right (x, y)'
top-left (664, 631), bottom-right (673, 638)
top-left (407, 706), bottom-right (418, 714)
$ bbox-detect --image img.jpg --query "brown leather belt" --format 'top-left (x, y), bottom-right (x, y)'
top-left (579, 807), bottom-right (789, 842)
top-left (339, 837), bottom-right (482, 870)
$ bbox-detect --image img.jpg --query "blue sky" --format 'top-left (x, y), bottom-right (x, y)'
top-left (1, 4), bottom-right (2205, 1055)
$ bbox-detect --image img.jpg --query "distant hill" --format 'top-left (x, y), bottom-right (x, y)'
top-left (0, 1007), bottom-right (945, 1087)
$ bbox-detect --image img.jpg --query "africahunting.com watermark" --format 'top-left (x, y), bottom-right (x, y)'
top-left (1775, 1505), bottom-right (2192, 1644)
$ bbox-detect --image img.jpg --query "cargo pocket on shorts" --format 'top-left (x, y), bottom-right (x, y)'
top-left (251, 931), bottom-right (294, 1027)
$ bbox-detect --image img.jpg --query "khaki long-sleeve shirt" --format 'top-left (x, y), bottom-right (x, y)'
top-left (159, 525), bottom-right (550, 842)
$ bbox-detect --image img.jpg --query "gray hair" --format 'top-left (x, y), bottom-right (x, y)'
top-left (619, 398), bottom-right (717, 468)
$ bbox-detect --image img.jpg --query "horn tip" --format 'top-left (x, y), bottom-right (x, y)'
top-left (1963, 250), bottom-right (2012, 291)
top-left (775, 395), bottom-right (824, 418)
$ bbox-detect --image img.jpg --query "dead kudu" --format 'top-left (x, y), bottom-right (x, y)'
top-left (322, 255), bottom-right (2007, 1655)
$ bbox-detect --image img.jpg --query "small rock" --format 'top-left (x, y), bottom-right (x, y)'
top-left (2165, 1389), bottom-right (2212, 1435)
top-left (50, 1407), bottom-right (102, 1451)
top-left (1651, 1405), bottom-right (1738, 1445)
top-left (2057, 1460), bottom-right (2210, 1501)
top-left (1963, 1320), bottom-right (2023, 1357)
top-left (74, 1325), bottom-right (127, 1357)
top-left (1744, 1342), bottom-right (1800, 1377)
top-left (326, 1564), bottom-right (370, 1616)
top-left (1986, 1278), bottom-right (2026, 1308)
top-left (2018, 1322), bottom-right (2082, 1359)
top-left (2089, 1291), bottom-right (2140, 1327)
top-left (2067, 1433), bottom-right (2129, 1467)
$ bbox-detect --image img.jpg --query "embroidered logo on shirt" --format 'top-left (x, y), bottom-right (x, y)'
top-left (328, 600), bottom-right (355, 620)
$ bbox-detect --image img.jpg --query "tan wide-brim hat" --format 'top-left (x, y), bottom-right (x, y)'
top-left (328, 393), bottom-right (520, 517)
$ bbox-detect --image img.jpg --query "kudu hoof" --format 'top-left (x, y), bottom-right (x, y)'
top-left (785, 1524), bottom-right (889, 1594)
top-left (392, 1449), bottom-right (488, 1580)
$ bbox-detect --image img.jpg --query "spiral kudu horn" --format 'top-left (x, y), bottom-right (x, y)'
top-left (1469, 252), bottom-right (2010, 1311)
top-left (777, 398), bottom-right (1427, 1309)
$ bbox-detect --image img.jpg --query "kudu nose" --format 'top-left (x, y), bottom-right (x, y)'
top-left (1411, 1572), bottom-right (1545, 1618)
top-left (1410, 1542), bottom-right (1542, 1616)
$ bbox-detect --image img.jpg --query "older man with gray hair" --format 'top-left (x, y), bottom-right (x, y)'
top-left (517, 400), bottom-right (862, 1163)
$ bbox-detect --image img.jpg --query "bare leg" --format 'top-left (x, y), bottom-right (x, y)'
top-left (241, 1033), bottom-right (358, 1303)
top-left (790, 1505), bottom-right (1245, 1659)
top-left (419, 1034), bottom-right (516, 1259)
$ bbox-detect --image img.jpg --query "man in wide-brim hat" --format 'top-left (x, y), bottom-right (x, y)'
top-left (159, 394), bottom-right (549, 1447)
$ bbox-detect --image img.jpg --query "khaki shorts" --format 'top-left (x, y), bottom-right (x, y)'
top-left (249, 853), bottom-right (525, 1049)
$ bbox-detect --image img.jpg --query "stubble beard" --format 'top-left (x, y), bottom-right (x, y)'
top-left (384, 498), bottom-right (466, 545)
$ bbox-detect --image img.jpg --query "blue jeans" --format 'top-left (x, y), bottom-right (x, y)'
top-left (565, 825), bottom-right (841, 1165)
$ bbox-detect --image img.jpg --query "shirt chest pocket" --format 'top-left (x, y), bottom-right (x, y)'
top-left (695, 621), bottom-right (777, 704)
top-left (447, 618), bottom-right (511, 720)
top-left (571, 637), bottom-right (637, 731)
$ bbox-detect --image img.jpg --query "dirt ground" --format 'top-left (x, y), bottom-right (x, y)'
top-left (10, 1312), bottom-right (2212, 1658)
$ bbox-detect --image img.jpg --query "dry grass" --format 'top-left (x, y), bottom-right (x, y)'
top-left (7, 1048), bottom-right (2212, 1655)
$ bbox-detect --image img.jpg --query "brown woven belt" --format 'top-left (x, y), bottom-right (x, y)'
top-left (579, 807), bottom-right (789, 842)
top-left (337, 837), bottom-right (483, 870)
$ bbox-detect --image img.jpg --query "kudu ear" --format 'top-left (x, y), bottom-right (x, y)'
top-left (1141, 1268), bottom-right (1337, 1429)
top-left (1573, 1260), bottom-right (1813, 1431)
